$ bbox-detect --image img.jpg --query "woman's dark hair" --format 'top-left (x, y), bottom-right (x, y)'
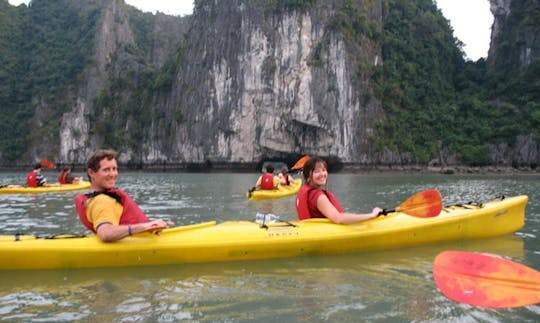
top-left (302, 156), bottom-right (327, 182)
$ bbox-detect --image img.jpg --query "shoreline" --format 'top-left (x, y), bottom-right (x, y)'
top-left (339, 165), bottom-right (539, 175)
top-left (0, 164), bottom-right (538, 175)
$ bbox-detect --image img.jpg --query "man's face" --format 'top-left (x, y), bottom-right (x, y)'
top-left (88, 158), bottom-right (118, 190)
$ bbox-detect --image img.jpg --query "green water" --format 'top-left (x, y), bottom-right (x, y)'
top-left (0, 172), bottom-right (538, 322)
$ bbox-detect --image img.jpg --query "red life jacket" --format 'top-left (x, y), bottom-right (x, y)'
top-left (260, 173), bottom-right (275, 190)
top-left (57, 172), bottom-right (68, 184)
top-left (296, 184), bottom-right (344, 220)
top-left (74, 188), bottom-right (150, 232)
top-left (26, 171), bottom-right (38, 187)
top-left (282, 174), bottom-right (290, 185)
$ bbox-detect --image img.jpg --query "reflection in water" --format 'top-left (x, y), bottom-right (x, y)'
top-left (0, 172), bottom-right (539, 321)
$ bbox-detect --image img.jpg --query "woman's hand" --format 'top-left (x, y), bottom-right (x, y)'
top-left (371, 207), bottom-right (384, 218)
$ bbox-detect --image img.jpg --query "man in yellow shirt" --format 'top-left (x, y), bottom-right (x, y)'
top-left (75, 149), bottom-right (174, 242)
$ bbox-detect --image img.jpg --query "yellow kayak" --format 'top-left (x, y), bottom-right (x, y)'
top-left (0, 195), bottom-right (527, 270)
top-left (0, 181), bottom-right (90, 194)
top-left (247, 179), bottom-right (302, 200)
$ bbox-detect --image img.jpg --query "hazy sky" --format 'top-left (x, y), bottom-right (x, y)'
top-left (437, 0), bottom-right (493, 61)
top-left (8, 0), bottom-right (492, 60)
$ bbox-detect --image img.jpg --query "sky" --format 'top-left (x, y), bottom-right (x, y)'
top-left (8, 0), bottom-right (492, 61)
top-left (436, 0), bottom-right (493, 61)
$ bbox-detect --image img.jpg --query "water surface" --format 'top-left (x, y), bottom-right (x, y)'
top-left (0, 171), bottom-right (538, 322)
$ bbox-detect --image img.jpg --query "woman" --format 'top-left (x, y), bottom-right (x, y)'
top-left (57, 166), bottom-right (80, 184)
top-left (296, 156), bottom-right (382, 224)
top-left (278, 166), bottom-right (295, 186)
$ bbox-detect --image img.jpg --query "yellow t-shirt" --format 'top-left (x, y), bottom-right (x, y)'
top-left (86, 194), bottom-right (123, 231)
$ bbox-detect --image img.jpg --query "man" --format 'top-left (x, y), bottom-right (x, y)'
top-left (26, 163), bottom-right (47, 187)
top-left (75, 149), bottom-right (173, 242)
top-left (255, 165), bottom-right (279, 190)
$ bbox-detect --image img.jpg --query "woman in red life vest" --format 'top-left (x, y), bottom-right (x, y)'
top-left (296, 156), bottom-right (382, 224)
top-left (278, 166), bottom-right (295, 186)
top-left (57, 166), bottom-right (80, 184)
top-left (75, 149), bottom-right (174, 242)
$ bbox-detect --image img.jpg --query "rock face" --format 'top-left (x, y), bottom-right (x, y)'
top-left (57, 0), bottom-right (188, 164)
top-left (7, 0), bottom-right (537, 168)
top-left (55, 0), bottom-right (383, 165)
top-left (154, 1), bottom-right (382, 164)
top-left (488, 0), bottom-right (539, 68)
top-left (486, 0), bottom-right (539, 167)
top-left (60, 0), bottom-right (136, 163)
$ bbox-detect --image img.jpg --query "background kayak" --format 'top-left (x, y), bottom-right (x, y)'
top-left (0, 181), bottom-right (90, 194)
top-left (247, 179), bottom-right (302, 200)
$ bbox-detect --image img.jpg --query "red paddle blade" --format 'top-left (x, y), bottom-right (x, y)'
top-left (40, 159), bottom-right (56, 169)
top-left (291, 155), bottom-right (310, 171)
top-left (433, 251), bottom-right (540, 308)
top-left (395, 189), bottom-right (442, 217)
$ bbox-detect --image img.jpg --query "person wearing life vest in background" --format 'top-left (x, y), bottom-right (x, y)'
top-left (57, 166), bottom-right (81, 184)
top-left (278, 166), bottom-right (295, 186)
top-left (74, 149), bottom-right (174, 242)
top-left (296, 156), bottom-right (383, 224)
top-left (26, 163), bottom-right (47, 187)
top-left (255, 164), bottom-right (279, 190)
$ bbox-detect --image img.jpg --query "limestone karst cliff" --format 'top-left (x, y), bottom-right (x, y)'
top-left (158, 0), bottom-right (382, 164)
top-left (0, 0), bottom-right (538, 169)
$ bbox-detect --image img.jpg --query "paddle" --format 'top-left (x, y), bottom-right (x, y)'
top-left (247, 186), bottom-right (256, 198)
top-left (433, 250), bottom-right (540, 308)
top-left (291, 155), bottom-right (310, 171)
top-left (40, 159), bottom-right (56, 169)
top-left (379, 189), bottom-right (442, 218)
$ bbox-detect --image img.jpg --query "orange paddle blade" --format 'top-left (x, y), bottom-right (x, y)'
top-left (40, 159), bottom-right (56, 169)
top-left (433, 251), bottom-right (540, 308)
top-left (394, 189), bottom-right (442, 217)
top-left (291, 155), bottom-right (310, 171)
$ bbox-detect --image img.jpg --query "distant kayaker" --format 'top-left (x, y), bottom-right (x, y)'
top-left (75, 149), bottom-right (174, 242)
top-left (26, 163), bottom-right (47, 187)
top-left (296, 156), bottom-right (383, 224)
top-left (255, 164), bottom-right (279, 190)
top-left (57, 166), bottom-right (80, 184)
top-left (278, 166), bottom-right (295, 186)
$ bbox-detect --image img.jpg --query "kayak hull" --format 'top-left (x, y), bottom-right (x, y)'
top-left (247, 179), bottom-right (302, 200)
top-left (0, 195), bottom-right (527, 270)
top-left (0, 181), bottom-right (90, 194)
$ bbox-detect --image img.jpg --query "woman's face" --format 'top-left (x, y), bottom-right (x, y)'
top-left (309, 161), bottom-right (328, 187)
